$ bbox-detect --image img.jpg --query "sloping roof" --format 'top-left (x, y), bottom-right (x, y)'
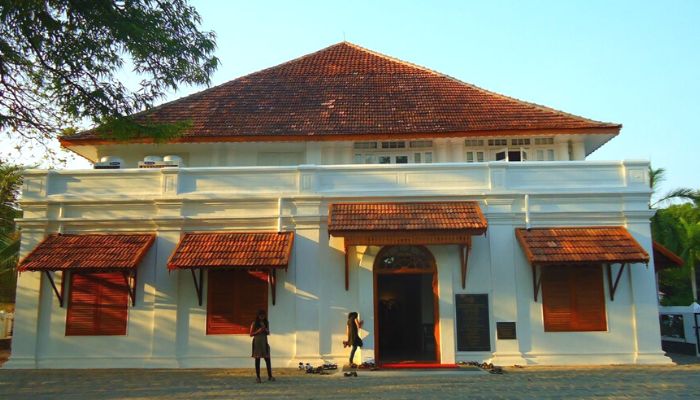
top-left (167, 232), bottom-right (294, 270)
top-left (515, 227), bottom-right (649, 266)
top-left (18, 234), bottom-right (155, 272)
top-left (653, 241), bottom-right (684, 271)
top-left (328, 201), bottom-right (487, 234)
top-left (61, 42), bottom-right (620, 145)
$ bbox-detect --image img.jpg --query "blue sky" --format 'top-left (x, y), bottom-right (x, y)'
top-left (8, 0), bottom-right (699, 198)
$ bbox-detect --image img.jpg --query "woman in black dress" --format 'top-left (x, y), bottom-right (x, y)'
top-left (345, 312), bottom-right (363, 367)
top-left (250, 309), bottom-right (274, 383)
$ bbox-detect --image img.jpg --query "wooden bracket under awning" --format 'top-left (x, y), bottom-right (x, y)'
top-left (606, 263), bottom-right (627, 301)
top-left (459, 240), bottom-right (472, 290)
top-left (268, 269), bottom-right (277, 306)
top-left (532, 265), bottom-right (542, 302)
top-left (44, 271), bottom-right (66, 308)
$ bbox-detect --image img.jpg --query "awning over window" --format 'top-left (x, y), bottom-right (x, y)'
top-left (328, 201), bottom-right (487, 246)
top-left (516, 227), bottom-right (650, 302)
top-left (167, 232), bottom-right (295, 306)
top-left (653, 241), bottom-right (683, 271)
top-left (18, 234), bottom-right (155, 272)
top-left (515, 227), bottom-right (649, 266)
top-left (18, 233), bottom-right (154, 308)
top-left (167, 232), bottom-right (294, 270)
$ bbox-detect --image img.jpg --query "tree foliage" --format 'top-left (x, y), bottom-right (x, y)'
top-left (0, 162), bottom-right (22, 303)
top-left (0, 0), bottom-right (218, 153)
top-left (649, 167), bottom-right (700, 208)
top-left (652, 204), bottom-right (700, 306)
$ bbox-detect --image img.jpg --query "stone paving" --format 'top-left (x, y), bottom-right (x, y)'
top-left (1, 361), bottom-right (700, 399)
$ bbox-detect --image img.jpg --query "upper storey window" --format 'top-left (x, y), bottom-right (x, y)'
top-left (354, 140), bottom-right (433, 164)
top-left (466, 137), bottom-right (556, 162)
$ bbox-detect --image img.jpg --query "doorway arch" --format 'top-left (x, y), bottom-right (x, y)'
top-left (373, 245), bottom-right (440, 364)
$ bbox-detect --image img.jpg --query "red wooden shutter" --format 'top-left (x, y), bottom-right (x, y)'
top-left (571, 266), bottom-right (607, 331)
top-left (66, 272), bottom-right (128, 336)
top-left (207, 270), bottom-right (268, 335)
top-left (542, 265), bottom-right (606, 332)
top-left (542, 268), bottom-right (573, 332)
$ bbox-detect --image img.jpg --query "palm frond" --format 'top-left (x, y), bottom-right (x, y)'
top-left (653, 188), bottom-right (700, 207)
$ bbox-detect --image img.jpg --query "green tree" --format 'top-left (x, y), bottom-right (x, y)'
top-left (0, 0), bottom-right (219, 150)
top-left (652, 204), bottom-right (700, 305)
top-left (0, 162), bottom-right (22, 303)
top-left (650, 167), bottom-right (700, 207)
top-left (649, 166), bottom-right (700, 305)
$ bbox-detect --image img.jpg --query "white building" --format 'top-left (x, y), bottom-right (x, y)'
top-left (7, 42), bottom-right (669, 368)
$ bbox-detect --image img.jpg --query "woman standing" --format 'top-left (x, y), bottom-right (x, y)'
top-left (250, 309), bottom-right (274, 383)
top-left (345, 312), bottom-right (363, 367)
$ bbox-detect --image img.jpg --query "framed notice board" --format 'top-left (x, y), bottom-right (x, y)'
top-left (455, 294), bottom-right (491, 351)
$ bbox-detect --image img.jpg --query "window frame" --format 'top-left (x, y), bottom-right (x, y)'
top-left (206, 269), bottom-right (269, 335)
top-left (65, 272), bottom-right (129, 336)
top-left (541, 265), bottom-right (608, 332)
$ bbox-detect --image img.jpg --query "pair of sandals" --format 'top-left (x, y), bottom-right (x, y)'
top-left (255, 376), bottom-right (275, 383)
top-left (343, 371), bottom-right (358, 377)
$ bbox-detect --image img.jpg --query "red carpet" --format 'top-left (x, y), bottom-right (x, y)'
top-left (380, 363), bottom-right (459, 369)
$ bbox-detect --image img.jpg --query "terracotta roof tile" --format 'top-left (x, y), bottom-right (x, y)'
top-left (167, 232), bottom-right (294, 270)
top-left (515, 227), bottom-right (649, 266)
top-left (328, 201), bottom-right (487, 234)
top-left (63, 42), bottom-right (620, 145)
top-left (18, 234), bottom-right (155, 272)
top-left (653, 241), bottom-right (683, 270)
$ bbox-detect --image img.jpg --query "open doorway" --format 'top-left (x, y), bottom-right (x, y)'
top-left (374, 246), bottom-right (439, 364)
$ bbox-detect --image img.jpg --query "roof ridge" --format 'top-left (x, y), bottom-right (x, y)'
top-left (109, 42), bottom-right (360, 122)
top-left (336, 42), bottom-right (619, 128)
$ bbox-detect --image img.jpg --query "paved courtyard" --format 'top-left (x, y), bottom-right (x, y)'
top-left (1, 359), bottom-right (700, 399)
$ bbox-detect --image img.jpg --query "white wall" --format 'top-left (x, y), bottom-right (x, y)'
top-left (6, 160), bottom-right (669, 368)
top-left (86, 134), bottom-right (603, 168)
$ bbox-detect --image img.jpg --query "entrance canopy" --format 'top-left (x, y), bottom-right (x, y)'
top-left (18, 233), bottom-right (155, 307)
top-left (167, 232), bottom-right (294, 305)
top-left (328, 201), bottom-right (487, 246)
top-left (515, 226), bottom-right (649, 301)
top-left (328, 201), bottom-right (488, 289)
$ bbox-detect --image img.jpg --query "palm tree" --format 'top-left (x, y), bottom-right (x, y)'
top-left (650, 166), bottom-right (700, 304)
top-left (650, 167), bottom-right (700, 208)
top-left (0, 163), bottom-right (23, 303)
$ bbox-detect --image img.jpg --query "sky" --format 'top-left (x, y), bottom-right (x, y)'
top-left (4, 0), bottom-right (699, 198)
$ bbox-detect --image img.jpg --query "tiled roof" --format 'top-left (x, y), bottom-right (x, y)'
top-left (18, 234), bottom-right (155, 272)
top-left (167, 232), bottom-right (294, 270)
top-left (653, 241), bottom-right (684, 270)
top-left (328, 201), bottom-right (487, 234)
top-left (515, 227), bottom-right (649, 266)
top-left (62, 42), bottom-right (620, 145)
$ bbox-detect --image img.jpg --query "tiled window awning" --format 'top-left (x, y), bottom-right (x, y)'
top-left (18, 234), bottom-right (155, 308)
top-left (328, 201), bottom-right (487, 246)
top-left (167, 232), bottom-right (294, 270)
top-left (515, 227), bottom-right (649, 266)
top-left (515, 227), bottom-right (650, 302)
top-left (18, 234), bottom-right (155, 272)
top-left (167, 232), bottom-right (295, 306)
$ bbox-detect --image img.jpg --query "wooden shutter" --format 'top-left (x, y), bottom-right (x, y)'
top-left (542, 265), bottom-right (606, 332)
top-left (571, 266), bottom-right (607, 331)
top-left (66, 272), bottom-right (128, 336)
top-left (541, 268), bottom-right (573, 332)
top-left (207, 270), bottom-right (268, 335)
